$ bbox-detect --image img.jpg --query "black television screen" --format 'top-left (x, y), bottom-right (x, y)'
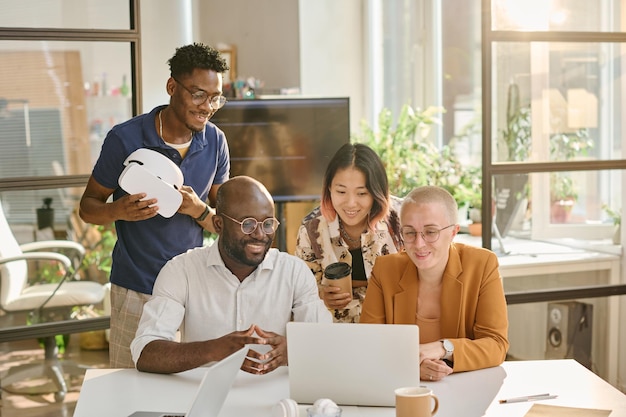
top-left (211, 97), bottom-right (350, 201)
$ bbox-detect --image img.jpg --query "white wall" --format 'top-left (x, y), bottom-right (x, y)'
top-left (298, 0), bottom-right (365, 135)
top-left (196, 0), bottom-right (301, 93)
top-left (140, 0), bottom-right (193, 112)
top-left (191, 0), bottom-right (364, 135)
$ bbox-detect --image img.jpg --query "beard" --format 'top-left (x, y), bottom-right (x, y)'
top-left (186, 121), bottom-right (206, 134)
top-left (221, 234), bottom-right (272, 267)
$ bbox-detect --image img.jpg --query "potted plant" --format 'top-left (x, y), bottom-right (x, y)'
top-left (451, 155), bottom-right (482, 234)
top-left (490, 83), bottom-right (533, 235)
top-left (549, 130), bottom-right (594, 223)
top-left (549, 173), bottom-right (577, 222)
top-left (602, 204), bottom-right (621, 244)
top-left (498, 83), bottom-right (595, 225)
top-left (468, 202), bottom-right (483, 236)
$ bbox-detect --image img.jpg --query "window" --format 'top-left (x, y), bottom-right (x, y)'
top-left (484, 0), bottom-right (626, 241)
top-left (0, 0), bottom-right (131, 30)
top-left (0, 2), bottom-right (139, 236)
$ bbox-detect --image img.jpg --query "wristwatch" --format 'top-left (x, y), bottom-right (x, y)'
top-left (194, 204), bottom-right (211, 222)
top-left (441, 339), bottom-right (454, 361)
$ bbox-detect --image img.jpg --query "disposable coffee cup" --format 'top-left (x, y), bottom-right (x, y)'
top-left (395, 387), bottom-right (439, 417)
top-left (322, 262), bottom-right (352, 296)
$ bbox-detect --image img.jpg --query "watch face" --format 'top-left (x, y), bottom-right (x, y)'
top-left (443, 339), bottom-right (454, 352)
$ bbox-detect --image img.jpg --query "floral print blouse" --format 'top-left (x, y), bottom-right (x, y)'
top-left (295, 200), bottom-right (403, 323)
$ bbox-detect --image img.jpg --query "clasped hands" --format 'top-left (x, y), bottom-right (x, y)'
top-left (419, 341), bottom-right (453, 382)
top-left (224, 324), bottom-right (287, 375)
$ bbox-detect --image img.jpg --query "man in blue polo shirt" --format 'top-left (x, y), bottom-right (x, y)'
top-left (79, 43), bottom-right (230, 368)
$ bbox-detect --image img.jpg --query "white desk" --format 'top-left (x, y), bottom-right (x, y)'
top-left (73, 360), bottom-right (626, 417)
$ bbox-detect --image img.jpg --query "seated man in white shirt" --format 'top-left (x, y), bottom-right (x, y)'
top-left (130, 175), bottom-right (332, 375)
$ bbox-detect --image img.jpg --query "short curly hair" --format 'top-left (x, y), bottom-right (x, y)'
top-left (167, 42), bottom-right (230, 79)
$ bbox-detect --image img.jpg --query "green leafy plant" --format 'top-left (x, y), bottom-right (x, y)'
top-left (352, 104), bottom-right (480, 207)
top-left (549, 129), bottom-right (593, 202)
top-left (30, 224), bottom-right (115, 286)
top-left (499, 83), bottom-right (532, 163)
top-left (497, 83), bottom-right (532, 214)
top-left (550, 173), bottom-right (577, 203)
top-left (27, 224), bottom-right (116, 352)
top-left (602, 204), bottom-right (621, 244)
top-left (33, 261), bottom-right (67, 285)
top-left (79, 223), bottom-right (116, 282)
top-left (602, 204), bottom-right (621, 226)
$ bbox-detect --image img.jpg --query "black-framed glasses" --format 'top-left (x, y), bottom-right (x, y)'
top-left (400, 224), bottom-right (456, 243)
top-left (220, 213), bottom-right (280, 235)
top-left (173, 77), bottom-right (227, 110)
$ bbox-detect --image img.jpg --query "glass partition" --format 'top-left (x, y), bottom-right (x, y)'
top-left (492, 42), bottom-right (625, 164)
top-left (0, 41), bottom-right (133, 178)
top-left (492, 0), bottom-right (626, 32)
top-left (0, 0), bottom-right (131, 30)
top-left (493, 171), bottom-right (621, 240)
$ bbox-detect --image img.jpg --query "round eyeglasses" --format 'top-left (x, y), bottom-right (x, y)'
top-left (173, 77), bottom-right (227, 110)
top-left (400, 224), bottom-right (456, 243)
top-left (220, 213), bottom-right (280, 235)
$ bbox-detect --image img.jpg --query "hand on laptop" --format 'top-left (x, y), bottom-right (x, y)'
top-left (244, 326), bottom-right (287, 375)
top-left (320, 285), bottom-right (352, 309)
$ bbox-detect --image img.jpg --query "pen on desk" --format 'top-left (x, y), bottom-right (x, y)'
top-left (499, 393), bottom-right (558, 404)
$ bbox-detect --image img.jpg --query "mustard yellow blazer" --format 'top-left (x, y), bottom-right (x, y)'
top-left (360, 243), bottom-right (509, 372)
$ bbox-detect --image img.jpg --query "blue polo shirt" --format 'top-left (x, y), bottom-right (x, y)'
top-left (91, 105), bottom-right (230, 294)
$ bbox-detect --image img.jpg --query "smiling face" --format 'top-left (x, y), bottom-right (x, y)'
top-left (400, 201), bottom-right (458, 274)
top-left (168, 67), bottom-right (223, 133)
top-left (215, 177), bottom-right (275, 277)
top-left (329, 167), bottom-right (374, 229)
top-left (220, 219), bottom-right (273, 268)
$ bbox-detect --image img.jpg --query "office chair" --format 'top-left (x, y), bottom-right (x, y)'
top-left (0, 200), bottom-right (106, 402)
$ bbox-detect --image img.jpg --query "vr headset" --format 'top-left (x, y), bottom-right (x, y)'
top-left (118, 148), bottom-right (184, 218)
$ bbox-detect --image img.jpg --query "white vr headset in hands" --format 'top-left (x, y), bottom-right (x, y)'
top-left (118, 148), bottom-right (184, 218)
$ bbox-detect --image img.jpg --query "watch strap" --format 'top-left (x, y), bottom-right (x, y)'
top-left (195, 204), bottom-right (211, 222)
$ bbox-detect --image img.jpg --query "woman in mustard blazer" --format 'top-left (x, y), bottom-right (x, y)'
top-left (360, 186), bottom-right (509, 381)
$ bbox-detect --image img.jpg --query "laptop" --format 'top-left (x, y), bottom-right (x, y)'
top-left (128, 346), bottom-right (247, 417)
top-left (286, 322), bottom-right (420, 407)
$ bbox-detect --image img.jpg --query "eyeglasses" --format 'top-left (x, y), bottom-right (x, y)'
top-left (172, 77), bottom-right (227, 110)
top-left (220, 213), bottom-right (280, 235)
top-left (400, 224), bottom-right (456, 243)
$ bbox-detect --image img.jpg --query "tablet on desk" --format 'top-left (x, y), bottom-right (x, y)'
top-left (127, 347), bottom-right (246, 417)
top-left (286, 322), bottom-right (420, 407)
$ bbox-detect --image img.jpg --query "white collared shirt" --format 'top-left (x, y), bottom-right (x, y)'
top-left (130, 240), bottom-right (332, 363)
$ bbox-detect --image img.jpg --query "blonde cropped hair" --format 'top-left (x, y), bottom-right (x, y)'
top-left (401, 186), bottom-right (458, 225)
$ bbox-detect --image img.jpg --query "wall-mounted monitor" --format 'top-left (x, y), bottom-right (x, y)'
top-left (211, 97), bottom-right (350, 201)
